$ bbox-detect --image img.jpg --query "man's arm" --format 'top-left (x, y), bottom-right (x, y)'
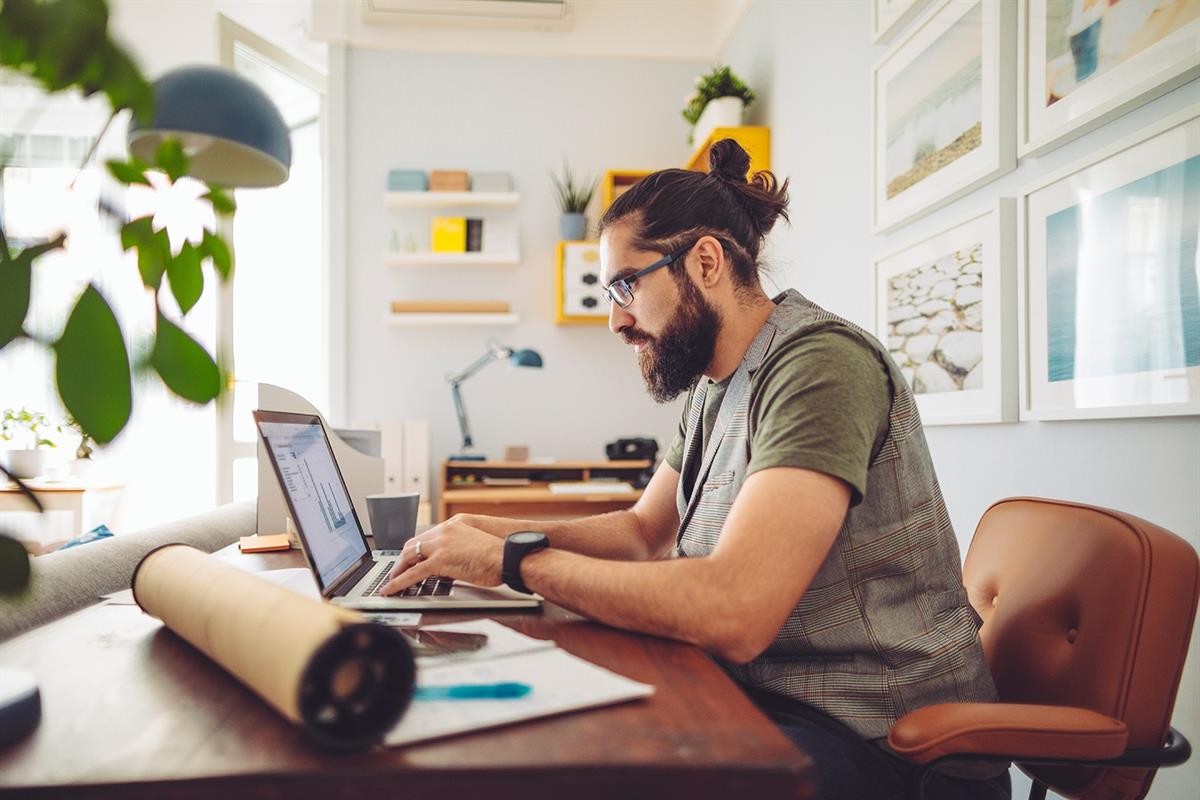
top-left (384, 466), bottom-right (848, 664)
top-left (437, 461), bottom-right (682, 561)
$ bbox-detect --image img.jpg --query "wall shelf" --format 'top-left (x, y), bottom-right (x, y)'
top-left (386, 252), bottom-right (520, 267)
top-left (684, 126), bottom-right (770, 174)
top-left (385, 313), bottom-right (520, 326)
top-left (383, 191), bottom-right (520, 209)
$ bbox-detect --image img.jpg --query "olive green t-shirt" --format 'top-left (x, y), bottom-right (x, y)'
top-left (665, 326), bottom-right (893, 506)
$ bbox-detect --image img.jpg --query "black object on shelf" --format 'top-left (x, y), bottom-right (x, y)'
top-left (606, 437), bottom-right (658, 462)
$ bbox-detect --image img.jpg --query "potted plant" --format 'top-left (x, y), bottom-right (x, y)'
top-left (0, 408), bottom-right (63, 479)
top-left (549, 158), bottom-right (597, 241)
top-left (681, 64), bottom-right (757, 146)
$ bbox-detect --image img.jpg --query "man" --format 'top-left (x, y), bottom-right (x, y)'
top-left (383, 140), bottom-right (1008, 799)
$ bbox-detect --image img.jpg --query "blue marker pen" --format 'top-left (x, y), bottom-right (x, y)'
top-left (414, 681), bottom-right (532, 700)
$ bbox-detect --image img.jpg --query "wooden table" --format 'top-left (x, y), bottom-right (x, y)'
top-left (0, 545), bottom-right (811, 799)
top-left (0, 479), bottom-right (124, 555)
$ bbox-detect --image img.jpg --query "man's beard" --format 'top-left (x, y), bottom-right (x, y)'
top-left (624, 276), bottom-right (721, 403)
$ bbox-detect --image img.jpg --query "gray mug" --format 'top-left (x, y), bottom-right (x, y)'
top-left (365, 493), bottom-right (420, 550)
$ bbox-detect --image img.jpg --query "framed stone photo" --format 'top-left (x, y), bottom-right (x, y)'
top-left (876, 200), bottom-right (1017, 425)
top-left (872, 0), bottom-right (1016, 233)
top-left (1019, 0), bottom-right (1200, 157)
top-left (1020, 106), bottom-right (1200, 420)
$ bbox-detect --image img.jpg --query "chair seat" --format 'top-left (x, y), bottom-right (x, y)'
top-left (888, 702), bottom-right (1129, 765)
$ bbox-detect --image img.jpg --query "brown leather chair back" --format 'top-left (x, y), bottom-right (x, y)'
top-left (963, 498), bottom-right (1198, 799)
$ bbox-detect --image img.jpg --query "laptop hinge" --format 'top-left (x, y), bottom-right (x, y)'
top-left (327, 558), bottom-right (377, 598)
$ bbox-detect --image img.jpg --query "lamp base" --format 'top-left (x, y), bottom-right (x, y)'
top-left (450, 453), bottom-right (487, 462)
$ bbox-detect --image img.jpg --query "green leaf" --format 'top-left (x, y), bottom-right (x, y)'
top-left (167, 241), bottom-right (203, 315)
top-left (106, 158), bottom-right (151, 187)
top-left (203, 186), bottom-right (236, 216)
top-left (202, 230), bottom-right (232, 281)
top-left (136, 228), bottom-right (171, 290)
top-left (154, 138), bottom-right (188, 183)
top-left (151, 311), bottom-right (221, 404)
top-left (0, 233), bottom-right (65, 349)
top-left (0, 253), bottom-right (32, 350)
top-left (0, 533), bottom-right (31, 596)
top-left (54, 284), bottom-right (133, 444)
top-left (120, 215), bottom-right (154, 251)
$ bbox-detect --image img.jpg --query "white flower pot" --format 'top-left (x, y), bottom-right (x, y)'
top-left (693, 96), bottom-right (745, 148)
top-left (4, 449), bottom-right (49, 479)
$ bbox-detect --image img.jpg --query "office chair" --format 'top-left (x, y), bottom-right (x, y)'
top-left (887, 497), bottom-right (1198, 800)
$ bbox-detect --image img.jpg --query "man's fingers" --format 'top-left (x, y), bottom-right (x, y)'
top-left (381, 559), bottom-right (435, 596)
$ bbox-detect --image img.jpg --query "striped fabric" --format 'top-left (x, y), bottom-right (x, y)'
top-left (674, 290), bottom-right (996, 739)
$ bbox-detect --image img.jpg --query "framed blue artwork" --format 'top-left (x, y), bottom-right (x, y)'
top-left (1020, 106), bottom-right (1200, 420)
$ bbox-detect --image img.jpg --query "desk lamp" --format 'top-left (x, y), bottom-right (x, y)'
top-left (447, 339), bottom-right (543, 461)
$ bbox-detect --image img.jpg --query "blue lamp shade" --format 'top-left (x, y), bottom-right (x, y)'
top-left (127, 66), bottom-right (291, 188)
top-left (510, 349), bottom-right (543, 368)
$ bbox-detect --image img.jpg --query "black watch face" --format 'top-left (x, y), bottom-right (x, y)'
top-left (510, 531), bottom-right (545, 545)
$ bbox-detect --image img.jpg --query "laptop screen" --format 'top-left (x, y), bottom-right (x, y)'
top-left (256, 415), bottom-right (369, 589)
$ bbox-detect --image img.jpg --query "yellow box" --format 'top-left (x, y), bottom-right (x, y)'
top-left (431, 217), bottom-right (467, 253)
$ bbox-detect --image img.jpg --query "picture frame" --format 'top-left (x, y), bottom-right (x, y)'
top-left (875, 199), bottom-right (1017, 425)
top-left (871, 0), bottom-right (927, 45)
top-left (1019, 0), bottom-right (1200, 158)
top-left (555, 240), bottom-right (607, 325)
top-left (1019, 105), bottom-right (1200, 421)
top-left (872, 0), bottom-right (1016, 234)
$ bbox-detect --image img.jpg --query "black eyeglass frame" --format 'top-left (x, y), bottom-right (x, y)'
top-left (602, 241), bottom-right (699, 308)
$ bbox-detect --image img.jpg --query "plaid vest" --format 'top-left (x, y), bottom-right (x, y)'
top-left (674, 290), bottom-right (997, 739)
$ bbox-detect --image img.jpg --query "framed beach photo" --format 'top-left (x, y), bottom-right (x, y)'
top-left (876, 200), bottom-right (1017, 425)
top-left (873, 0), bottom-right (1016, 234)
top-left (1020, 106), bottom-right (1200, 421)
top-left (1020, 0), bottom-right (1200, 157)
top-left (871, 0), bottom-right (927, 44)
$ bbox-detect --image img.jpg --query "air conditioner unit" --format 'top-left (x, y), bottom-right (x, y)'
top-left (364, 0), bottom-right (567, 21)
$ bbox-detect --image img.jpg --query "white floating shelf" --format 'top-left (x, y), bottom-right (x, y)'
top-left (383, 191), bottom-right (520, 209)
top-left (386, 313), bottom-right (520, 326)
top-left (385, 252), bottom-right (520, 267)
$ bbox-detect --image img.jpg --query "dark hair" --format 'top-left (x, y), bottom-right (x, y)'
top-left (598, 138), bottom-right (789, 290)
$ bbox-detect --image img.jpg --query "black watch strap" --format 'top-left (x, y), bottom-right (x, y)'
top-left (502, 531), bottom-right (548, 594)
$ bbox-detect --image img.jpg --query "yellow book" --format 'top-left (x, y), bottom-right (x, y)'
top-left (431, 217), bottom-right (467, 253)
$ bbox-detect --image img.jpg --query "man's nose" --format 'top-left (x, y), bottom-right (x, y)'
top-left (609, 301), bottom-right (634, 334)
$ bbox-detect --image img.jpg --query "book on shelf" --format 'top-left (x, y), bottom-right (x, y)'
top-left (432, 217), bottom-right (467, 252)
top-left (466, 218), bottom-right (483, 252)
top-left (390, 300), bottom-right (511, 314)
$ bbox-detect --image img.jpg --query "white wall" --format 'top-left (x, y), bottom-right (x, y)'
top-left (718, 1), bottom-right (1199, 798)
top-left (343, 49), bottom-right (702, 468)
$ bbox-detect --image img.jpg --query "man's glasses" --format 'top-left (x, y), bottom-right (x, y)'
top-left (602, 241), bottom-right (697, 308)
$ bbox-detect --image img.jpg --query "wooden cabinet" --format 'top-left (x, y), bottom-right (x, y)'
top-left (439, 459), bottom-right (651, 521)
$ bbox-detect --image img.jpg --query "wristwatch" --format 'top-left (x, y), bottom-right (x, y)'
top-left (501, 531), bottom-right (549, 594)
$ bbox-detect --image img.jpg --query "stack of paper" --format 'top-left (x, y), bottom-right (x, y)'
top-left (386, 618), bottom-right (654, 746)
top-left (548, 481), bottom-right (635, 495)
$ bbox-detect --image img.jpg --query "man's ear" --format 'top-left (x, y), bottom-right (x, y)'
top-left (694, 236), bottom-right (726, 288)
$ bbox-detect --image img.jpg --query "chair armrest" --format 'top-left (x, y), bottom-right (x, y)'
top-left (888, 703), bottom-right (1128, 765)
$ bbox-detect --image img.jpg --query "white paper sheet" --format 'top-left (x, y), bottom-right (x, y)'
top-left (414, 618), bottom-right (555, 665)
top-left (385, 647), bottom-right (654, 747)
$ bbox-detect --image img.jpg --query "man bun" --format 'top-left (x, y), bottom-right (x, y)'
top-left (708, 138), bottom-right (751, 183)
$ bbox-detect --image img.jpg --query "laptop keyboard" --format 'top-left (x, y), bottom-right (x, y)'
top-left (363, 561), bottom-right (453, 598)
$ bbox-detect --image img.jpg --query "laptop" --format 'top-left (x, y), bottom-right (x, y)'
top-left (253, 409), bottom-right (541, 610)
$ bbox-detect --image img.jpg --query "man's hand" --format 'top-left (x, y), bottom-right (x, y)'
top-left (380, 517), bottom-right (505, 595)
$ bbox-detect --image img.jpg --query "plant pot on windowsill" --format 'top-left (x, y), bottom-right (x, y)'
top-left (560, 213), bottom-right (587, 241)
top-left (692, 96), bottom-right (745, 148)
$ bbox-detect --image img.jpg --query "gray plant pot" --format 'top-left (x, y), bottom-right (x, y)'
top-left (560, 213), bottom-right (587, 241)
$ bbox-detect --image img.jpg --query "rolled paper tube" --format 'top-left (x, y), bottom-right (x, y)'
top-left (131, 544), bottom-right (415, 750)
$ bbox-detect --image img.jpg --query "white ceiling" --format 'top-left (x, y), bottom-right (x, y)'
top-left (309, 0), bottom-right (749, 62)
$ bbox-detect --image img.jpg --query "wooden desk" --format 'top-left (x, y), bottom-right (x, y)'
top-left (439, 459), bottom-right (651, 522)
top-left (0, 545), bottom-right (811, 799)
